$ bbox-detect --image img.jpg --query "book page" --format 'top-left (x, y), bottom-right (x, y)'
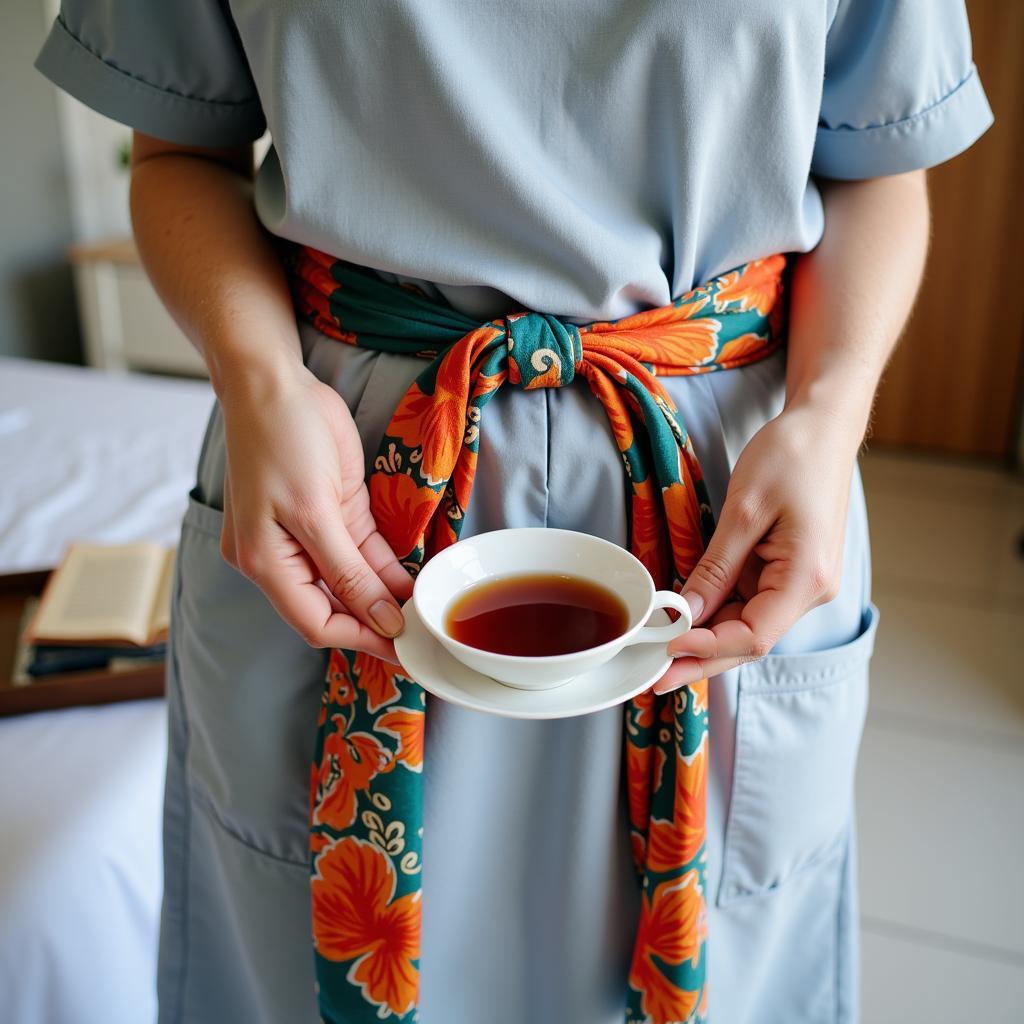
top-left (149, 548), bottom-right (176, 637)
top-left (30, 543), bottom-right (168, 645)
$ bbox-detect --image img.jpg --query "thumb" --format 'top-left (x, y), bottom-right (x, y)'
top-left (681, 499), bottom-right (765, 625)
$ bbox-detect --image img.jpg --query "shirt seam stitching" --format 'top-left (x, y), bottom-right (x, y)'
top-left (53, 13), bottom-right (261, 114)
top-left (817, 65), bottom-right (979, 136)
top-left (188, 785), bottom-right (311, 868)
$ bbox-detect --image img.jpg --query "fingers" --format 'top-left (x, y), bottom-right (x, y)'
top-left (221, 484), bottom-right (405, 658)
top-left (654, 604), bottom-right (747, 693)
top-left (653, 652), bottom-right (758, 694)
top-left (359, 529), bottom-right (415, 603)
top-left (238, 522), bottom-right (402, 660)
top-left (657, 554), bottom-right (829, 694)
top-left (680, 496), bottom-right (767, 626)
top-left (288, 502), bottom-right (407, 638)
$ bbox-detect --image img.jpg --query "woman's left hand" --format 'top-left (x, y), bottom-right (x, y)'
top-left (654, 402), bottom-right (862, 694)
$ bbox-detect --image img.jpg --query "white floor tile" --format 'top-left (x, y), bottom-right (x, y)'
top-left (861, 453), bottom-right (1024, 608)
top-left (856, 723), bottom-right (1024, 956)
top-left (868, 591), bottom-right (1023, 743)
top-left (866, 488), bottom-right (1015, 601)
top-left (861, 925), bottom-right (1024, 1024)
top-left (860, 451), bottom-right (1011, 503)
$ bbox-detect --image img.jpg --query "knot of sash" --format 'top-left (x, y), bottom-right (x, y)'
top-left (504, 311), bottom-right (583, 388)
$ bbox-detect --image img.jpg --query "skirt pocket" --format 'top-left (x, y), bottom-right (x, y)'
top-left (171, 338), bottom-right (397, 862)
top-left (716, 602), bottom-right (880, 907)
top-left (174, 489), bottom-right (328, 864)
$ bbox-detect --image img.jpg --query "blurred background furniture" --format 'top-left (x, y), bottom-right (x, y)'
top-left (0, 357), bottom-right (212, 1024)
top-left (869, 0), bottom-right (1024, 462)
top-left (69, 238), bottom-right (207, 376)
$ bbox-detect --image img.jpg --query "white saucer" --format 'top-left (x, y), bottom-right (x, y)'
top-left (393, 597), bottom-right (673, 720)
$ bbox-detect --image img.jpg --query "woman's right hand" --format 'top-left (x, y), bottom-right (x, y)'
top-left (217, 364), bottom-right (413, 662)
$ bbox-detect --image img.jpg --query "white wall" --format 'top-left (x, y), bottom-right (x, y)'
top-left (41, 0), bottom-right (133, 244)
top-left (0, 0), bottom-right (82, 360)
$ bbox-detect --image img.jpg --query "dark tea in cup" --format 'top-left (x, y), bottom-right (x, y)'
top-left (444, 573), bottom-right (630, 657)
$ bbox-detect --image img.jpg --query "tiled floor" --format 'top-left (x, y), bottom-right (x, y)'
top-left (857, 452), bottom-right (1024, 1022)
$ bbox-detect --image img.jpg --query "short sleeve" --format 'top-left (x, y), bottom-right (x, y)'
top-left (34, 0), bottom-right (266, 147)
top-left (812, 0), bottom-right (993, 180)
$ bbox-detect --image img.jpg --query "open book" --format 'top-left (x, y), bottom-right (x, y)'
top-left (26, 542), bottom-right (175, 647)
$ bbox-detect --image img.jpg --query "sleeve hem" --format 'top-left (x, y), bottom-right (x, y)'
top-left (811, 65), bottom-right (994, 180)
top-left (34, 17), bottom-right (266, 147)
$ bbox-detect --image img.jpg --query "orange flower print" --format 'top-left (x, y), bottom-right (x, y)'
top-left (387, 381), bottom-right (464, 487)
top-left (645, 318), bottom-right (721, 370)
top-left (312, 837), bottom-right (420, 1019)
top-left (314, 714), bottom-right (391, 832)
top-left (449, 446), bottom-right (478, 520)
top-left (309, 763), bottom-right (320, 822)
top-left (587, 316), bottom-right (720, 374)
top-left (376, 708), bottom-right (424, 772)
top-left (370, 470), bottom-right (434, 561)
top-left (712, 255), bottom-right (785, 315)
top-left (689, 678), bottom-right (708, 716)
top-left (717, 331), bottom-right (772, 368)
top-left (658, 695), bottom-right (677, 726)
top-left (653, 745), bottom-right (668, 795)
top-left (626, 738), bottom-right (653, 836)
top-left (286, 248), bottom-right (359, 345)
top-left (588, 372), bottom-right (636, 452)
top-left (389, 329), bottom-right (496, 487)
top-left (631, 832), bottom-right (648, 874)
top-left (471, 369), bottom-right (506, 403)
top-left (353, 652), bottom-right (401, 714)
top-left (646, 735), bottom-right (708, 873)
top-left (327, 650), bottom-right (358, 707)
top-left (677, 292), bottom-right (711, 319)
top-left (632, 481), bottom-right (669, 581)
top-left (629, 871), bottom-right (705, 1024)
top-left (662, 481), bottom-right (703, 580)
top-left (632, 687), bottom-right (657, 732)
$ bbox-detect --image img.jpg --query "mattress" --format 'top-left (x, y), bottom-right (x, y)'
top-left (0, 357), bottom-right (213, 1024)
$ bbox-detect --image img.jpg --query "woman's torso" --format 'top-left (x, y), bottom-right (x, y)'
top-left (233, 0), bottom-right (843, 321)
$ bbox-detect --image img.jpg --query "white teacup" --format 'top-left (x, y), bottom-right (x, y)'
top-left (412, 527), bottom-right (692, 690)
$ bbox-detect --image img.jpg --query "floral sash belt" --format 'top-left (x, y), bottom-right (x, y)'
top-left (282, 243), bottom-right (788, 1024)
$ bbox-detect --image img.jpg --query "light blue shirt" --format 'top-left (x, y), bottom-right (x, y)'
top-left (37, 1), bottom-right (991, 323)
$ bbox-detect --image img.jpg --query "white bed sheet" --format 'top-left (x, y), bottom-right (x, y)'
top-left (0, 357), bottom-right (213, 1024)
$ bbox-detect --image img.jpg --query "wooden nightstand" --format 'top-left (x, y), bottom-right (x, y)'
top-left (68, 237), bottom-right (208, 377)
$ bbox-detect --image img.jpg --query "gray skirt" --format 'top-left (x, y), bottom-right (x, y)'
top-left (157, 318), bottom-right (877, 1024)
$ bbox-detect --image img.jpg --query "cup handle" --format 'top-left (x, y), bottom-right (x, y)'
top-left (627, 590), bottom-right (693, 646)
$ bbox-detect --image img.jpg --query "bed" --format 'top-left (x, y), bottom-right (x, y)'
top-left (0, 356), bottom-right (213, 1024)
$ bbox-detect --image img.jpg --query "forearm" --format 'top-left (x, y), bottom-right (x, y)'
top-left (783, 170), bottom-right (930, 447)
top-left (128, 137), bottom-right (303, 401)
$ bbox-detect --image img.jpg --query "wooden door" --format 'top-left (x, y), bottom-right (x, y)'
top-left (870, 0), bottom-right (1024, 461)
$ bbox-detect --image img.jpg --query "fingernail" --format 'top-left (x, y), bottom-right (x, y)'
top-left (684, 592), bottom-right (704, 623)
top-left (369, 600), bottom-right (405, 637)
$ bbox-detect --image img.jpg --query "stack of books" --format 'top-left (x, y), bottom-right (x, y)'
top-left (22, 542), bottom-right (174, 677)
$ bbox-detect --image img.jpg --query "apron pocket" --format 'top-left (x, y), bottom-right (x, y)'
top-left (174, 491), bottom-right (327, 865)
top-left (716, 602), bottom-right (879, 906)
top-left (170, 341), bottom-right (395, 862)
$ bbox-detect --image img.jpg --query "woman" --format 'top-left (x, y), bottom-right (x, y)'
top-left (36, 2), bottom-right (991, 1022)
